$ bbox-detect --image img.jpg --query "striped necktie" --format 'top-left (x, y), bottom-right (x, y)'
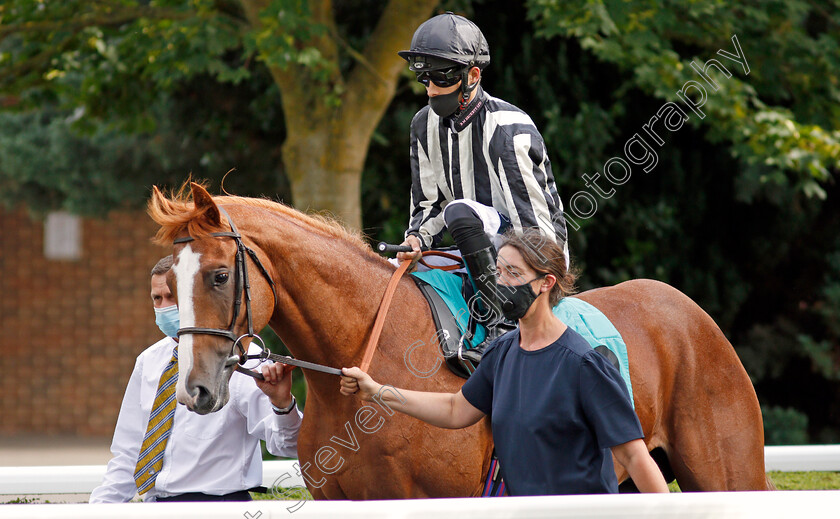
top-left (134, 345), bottom-right (178, 495)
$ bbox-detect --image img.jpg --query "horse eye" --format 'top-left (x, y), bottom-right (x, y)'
top-left (214, 272), bottom-right (230, 285)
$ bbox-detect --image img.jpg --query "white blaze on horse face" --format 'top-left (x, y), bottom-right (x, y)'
top-left (174, 244), bottom-right (201, 407)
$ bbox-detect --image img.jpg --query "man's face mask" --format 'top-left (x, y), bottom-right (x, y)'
top-left (498, 275), bottom-right (546, 321)
top-left (154, 304), bottom-right (180, 338)
top-left (428, 88), bottom-right (463, 118)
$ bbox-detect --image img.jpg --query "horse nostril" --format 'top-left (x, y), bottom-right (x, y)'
top-left (195, 385), bottom-right (213, 409)
top-left (184, 382), bottom-right (199, 399)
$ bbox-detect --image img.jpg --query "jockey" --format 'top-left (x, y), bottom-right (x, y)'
top-left (396, 12), bottom-right (569, 353)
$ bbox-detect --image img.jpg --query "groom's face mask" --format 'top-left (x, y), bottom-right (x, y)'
top-left (497, 274), bottom-right (546, 321)
top-left (155, 304), bottom-right (180, 338)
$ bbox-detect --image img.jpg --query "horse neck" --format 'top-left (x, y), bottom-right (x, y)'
top-left (248, 211), bottom-right (412, 394)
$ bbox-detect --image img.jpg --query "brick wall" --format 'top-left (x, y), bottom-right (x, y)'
top-left (0, 208), bottom-right (168, 437)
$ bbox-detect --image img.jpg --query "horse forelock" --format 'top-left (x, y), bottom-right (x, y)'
top-left (148, 184), bottom-right (228, 245)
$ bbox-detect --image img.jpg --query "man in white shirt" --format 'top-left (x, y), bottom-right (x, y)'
top-left (90, 255), bottom-right (302, 503)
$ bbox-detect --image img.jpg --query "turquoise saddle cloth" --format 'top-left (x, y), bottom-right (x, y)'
top-left (411, 269), bottom-right (634, 407)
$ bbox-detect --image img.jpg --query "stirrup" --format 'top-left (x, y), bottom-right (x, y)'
top-left (458, 320), bottom-right (516, 366)
top-left (460, 347), bottom-right (483, 365)
top-left (459, 319), bottom-right (516, 365)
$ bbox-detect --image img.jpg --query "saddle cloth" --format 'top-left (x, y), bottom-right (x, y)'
top-left (412, 269), bottom-right (487, 349)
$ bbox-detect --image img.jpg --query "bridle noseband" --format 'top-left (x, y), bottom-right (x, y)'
top-left (173, 207), bottom-right (278, 364)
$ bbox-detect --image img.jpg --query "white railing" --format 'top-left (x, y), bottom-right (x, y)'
top-left (3, 491), bottom-right (840, 518)
top-left (0, 460), bottom-right (303, 496)
top-left (763, 444), bottom-right (840, 471)
top-left (1, 445), bottom-right (839, 496)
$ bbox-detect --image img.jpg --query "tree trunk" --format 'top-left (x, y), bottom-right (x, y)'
top-left (239, 0), bottom-right (439, 229)
top-left (282, 128), bottom-right (365, 227)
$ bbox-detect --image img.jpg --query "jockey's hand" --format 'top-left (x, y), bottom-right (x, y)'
top-left (340, 367), bottom-right (381, 402)
top-left (396, 235), bottom-right (422, 263)
top-left (255, 362), bottom-right (296, 409)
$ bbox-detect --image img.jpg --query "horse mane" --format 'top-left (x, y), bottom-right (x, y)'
top-left (147, 181), bottom-right (385, 262)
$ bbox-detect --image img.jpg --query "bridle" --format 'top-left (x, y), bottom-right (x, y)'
top-left (172, 207), bottom-right (342, 378)
top-left (174, 207), bottom-right (277, 357)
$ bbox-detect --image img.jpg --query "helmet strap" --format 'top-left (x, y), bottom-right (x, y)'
top-left (459, 66), bottom-right (480, 111)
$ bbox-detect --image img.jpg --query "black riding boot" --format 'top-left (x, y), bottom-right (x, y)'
top-left (462, 245), bottom-right (502, 325)
top-left (459, 246), bottom-right (516, 363)
top-left (445, 204), bottom-right (515, 364)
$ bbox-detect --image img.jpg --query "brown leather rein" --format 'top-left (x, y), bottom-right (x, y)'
top-left (358, 249), bottom-right (463, 372)
top-left (172, 210), bottom-right (462, 380)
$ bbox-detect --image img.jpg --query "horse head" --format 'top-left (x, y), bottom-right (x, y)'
top-left (148, 182), bottom-right (276, 414)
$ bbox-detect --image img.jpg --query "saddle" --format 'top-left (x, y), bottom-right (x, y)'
top-left (411, 268), bottom-right (484, 378)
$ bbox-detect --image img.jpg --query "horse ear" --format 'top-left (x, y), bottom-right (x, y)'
top-left (191, 182), bottom-right (221, 227)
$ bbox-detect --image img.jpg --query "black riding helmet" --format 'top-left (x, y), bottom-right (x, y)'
top-left (398, 12), bottom-right (490, 110)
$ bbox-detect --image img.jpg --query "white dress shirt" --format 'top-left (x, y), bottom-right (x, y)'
top-left (90, 337), bottom-right (302, 503)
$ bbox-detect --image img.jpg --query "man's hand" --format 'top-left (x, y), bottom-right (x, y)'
top-left (255, 362), bottom-right (295, 409)
top-left (397, 234), bottom-right (423, 263)
top-left (340, 367), bottom-right (381, 402)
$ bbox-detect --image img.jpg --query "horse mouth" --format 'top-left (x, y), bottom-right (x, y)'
top-left (177, 366), bottom-right (233, 415)
top-left (188, 383), bottom-right (231, 415)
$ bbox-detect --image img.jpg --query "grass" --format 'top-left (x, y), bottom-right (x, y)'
top-left (666, 472), bottom-right (840, 492)
top-left (1, 496), bottom-right (57, 504)
top-left (3, 497), bottom-right (40, 504)
top-left (767, 471), bottom-right (840, 490)
top-left (252, 486), bottom-right (314, 501)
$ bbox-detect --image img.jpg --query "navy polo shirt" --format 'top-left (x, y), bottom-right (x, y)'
top-left (461, 327), bottom-right (643, 496)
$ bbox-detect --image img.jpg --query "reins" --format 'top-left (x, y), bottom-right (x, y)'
top-left (173, 210), bottom-right (463, 380)
top-left (359, 250), bottom-right (464, 372)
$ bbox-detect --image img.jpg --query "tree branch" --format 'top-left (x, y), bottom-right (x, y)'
top-left (0, 5), bottom-right (193, 40)
top-left (238, 0), bottom-right (301, 118)
top-left (309, 0), bottom-right (340, 71)
top-left (239, 0), bottom-right (342, 126)
top-left (340, 0), bottom-right (439, 129)
top-left (805, 0), bottom-right (840, 30)
top-left (327, 25), bottom-right (388, 85)
top-left (0, 28), bottom-right (84, 92)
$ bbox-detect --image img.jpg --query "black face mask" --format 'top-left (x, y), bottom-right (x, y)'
top-left (428, 89), bottom-right (462, 118)
top-left (498, 275), bottom-right (546, 321)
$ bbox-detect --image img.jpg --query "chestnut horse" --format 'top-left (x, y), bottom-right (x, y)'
top-left (148, 182), bottom-right (771, 497)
